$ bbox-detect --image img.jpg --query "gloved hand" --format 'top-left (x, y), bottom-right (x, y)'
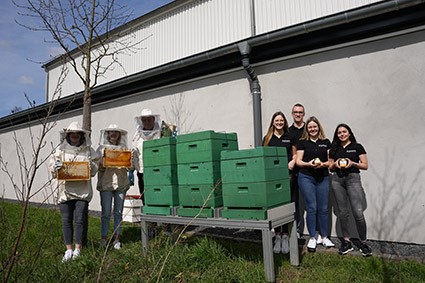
top-left (128, 170), bottom-right (134, 186)
top-left (53, 160), bottom-right (63, 170)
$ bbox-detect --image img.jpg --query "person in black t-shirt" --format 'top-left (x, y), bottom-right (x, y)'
top-left (329, 123), bottom-right (372, 257)
top-left (296, 116), bottom-right (335, 252)
top-left (288, 103), bottom-right (306, 239)
top-left (263, 111), bottom-right (295, 254)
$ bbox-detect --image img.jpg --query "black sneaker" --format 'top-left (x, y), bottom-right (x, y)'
top-left (339, 240), bottom-right (354, 255)
top-left (360, 242), bottom-right (372, 257)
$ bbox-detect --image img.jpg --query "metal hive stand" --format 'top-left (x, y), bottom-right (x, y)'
top-left (140, 202), bottom-right (299, 282)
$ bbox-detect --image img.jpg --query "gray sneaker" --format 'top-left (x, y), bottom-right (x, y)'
top-left (281, 235), bottom-right (290, 254)
top-left (273, 235), bottom-right (282, 254)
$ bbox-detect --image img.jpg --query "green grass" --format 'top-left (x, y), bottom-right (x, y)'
top-left (1, 201), bottom-right (425, 282)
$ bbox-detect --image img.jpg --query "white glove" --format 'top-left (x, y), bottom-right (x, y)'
top-left (53, 160), bottom-right (63, 170)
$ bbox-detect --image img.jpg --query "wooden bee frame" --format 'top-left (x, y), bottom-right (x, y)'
top-left (103, 148), bottom-right (132, 168)
top-left (57, 161), bottom-right (90, 181)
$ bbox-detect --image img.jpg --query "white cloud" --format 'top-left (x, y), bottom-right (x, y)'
top-left (19, 76), bottom-right (34, 85)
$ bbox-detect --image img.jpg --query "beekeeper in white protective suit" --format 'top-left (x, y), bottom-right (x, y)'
top-left (130, 109), bottom-right (161, 203)
top-left (49, 121), bottom-right (100, 262)
top-left (96, 124), bottom-right (130, 250)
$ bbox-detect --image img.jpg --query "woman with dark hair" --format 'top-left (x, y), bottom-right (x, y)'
top-left (329, 123), bottom-right (372, 256)
top-left (296, 116), bottom-right (335, 252)
top-left (262, 111), bottom-right (295, 254)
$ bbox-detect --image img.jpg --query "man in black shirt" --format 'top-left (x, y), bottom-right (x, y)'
top-left (288, 103), bottom-right (306, 239)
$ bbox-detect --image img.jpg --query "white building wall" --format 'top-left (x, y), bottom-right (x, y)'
top-left (258, 29), bottom-right (425, 244)
top-left (46, 0), bottom-right (383, 100)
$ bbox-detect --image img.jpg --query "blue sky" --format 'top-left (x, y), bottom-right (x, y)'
top-left (0, 0), bottom-right (173, 118)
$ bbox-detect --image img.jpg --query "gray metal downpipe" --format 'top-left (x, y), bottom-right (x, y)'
top-left (238, 42), bottom-right (262, 147)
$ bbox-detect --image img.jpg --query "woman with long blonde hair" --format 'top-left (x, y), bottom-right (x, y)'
top-left (296, 116), bottom-right (335, 252)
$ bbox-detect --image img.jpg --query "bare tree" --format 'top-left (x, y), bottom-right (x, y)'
top-left (13, 0), bottom-right (147, 132)
top-left (0, 65), bottom-right (72, 282)
top-left (10, 106), bottom-right (23, 114)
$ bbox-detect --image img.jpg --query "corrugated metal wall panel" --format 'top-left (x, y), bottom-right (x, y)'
top-left (104, 0), bottom-right (252, 85)
top-left (254, 0), bottom-right (384, 34)
top-left (47, 0), bottom-right (387, 98)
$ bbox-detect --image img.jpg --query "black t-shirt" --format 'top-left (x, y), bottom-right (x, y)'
top-left (268, 132), bottom-right (292, 159)
top-left (288, 124), bottom-right (305, 173)
top-left (329, 142), bottom-right (366, 176)
top-left (288, 124), bottom-right (304, 145)
top-left (296, 138), bottom-right (330, 179)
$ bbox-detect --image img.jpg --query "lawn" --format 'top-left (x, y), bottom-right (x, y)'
top-left (1, 201), bottom-right (425, 282)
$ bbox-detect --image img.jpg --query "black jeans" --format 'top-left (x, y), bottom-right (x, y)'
top-left (59, 200), bottom-right (88, 245)
top-left (331, 173), bottom-right (367, 241)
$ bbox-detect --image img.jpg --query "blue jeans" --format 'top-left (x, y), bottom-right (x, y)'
top-left (331, 173), bottom-right (367, 241)
top-left (100, 191), bottom-right (126, 238)
top-left (298, 173), bottom-right (330, 237)
top-left (59, 200), bottom-right (88, 245)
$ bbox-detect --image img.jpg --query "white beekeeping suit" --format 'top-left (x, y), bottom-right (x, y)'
top-left (49, 121), bottom-right (100, 204)
top-left (131, 109), bottom-right (161, 173)
top-left (96, 124), bottom-right (130, 191)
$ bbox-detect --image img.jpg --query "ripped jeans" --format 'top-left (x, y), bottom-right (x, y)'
top-left (331, 173), bottom-right (367, 241)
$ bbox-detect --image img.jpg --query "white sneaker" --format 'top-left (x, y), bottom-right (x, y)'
top-left (62, 249), bottom-right (73, 263)
top-left (113, 241), bottom-right (122, 250)
top-left (72, 248), bottom-right (80, 259)
top-left (321, 237), bottom-right (335, 248)
top-left (273, 235), bottom-right (282, 254)
top-left (315, 232), bottom-right (323, 245)
top-left (307, 237), bottom-right (317, 252)
top-left (281, 234), bottom-right (290, 254)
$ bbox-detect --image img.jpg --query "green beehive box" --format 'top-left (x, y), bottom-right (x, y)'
top-left (176, 130), bottom-right (238, 163)
top-left (142, 205), bottom-right (174, 216)
top-left (177, 207), bottom-right (216, 218)
top-left (221, 207), bottom-right (269, 220)
top-left (143, 137), bottom-right (176, 167)
top-left (144, 165), bottom-right (178, 186)
top-left (178, 183), bottom-right (223, 207)
top-left (177, 162), bottom-right (221, 185)
top-left (144, 184), bottom-right (179, 206)
top-left (221, 147), bottom-right (289, 183)
top-left (222, 180), bottom-right (290, 208)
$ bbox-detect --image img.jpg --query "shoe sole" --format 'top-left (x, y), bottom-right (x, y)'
top-left (361, 251), bottom-right (372, 257)
top-left (307, 247), bottom-right (316, 252)
top-left (339, 247), bottom-right (354, 255)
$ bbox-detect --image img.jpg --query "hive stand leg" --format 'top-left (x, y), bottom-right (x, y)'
top-left (289, 220), bottom-right (300, 266)
top-left (261, 229), bottom-right (275, 282)
top-left (141, 219), bottom-right (149, 256)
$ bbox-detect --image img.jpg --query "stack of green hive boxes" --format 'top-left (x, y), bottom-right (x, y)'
top-left (176, 130), bottom-right (238, 217)
top-left (220, 147), bottom-right (290, 220)
top-left (142, 137), bottom-right (178, 215)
